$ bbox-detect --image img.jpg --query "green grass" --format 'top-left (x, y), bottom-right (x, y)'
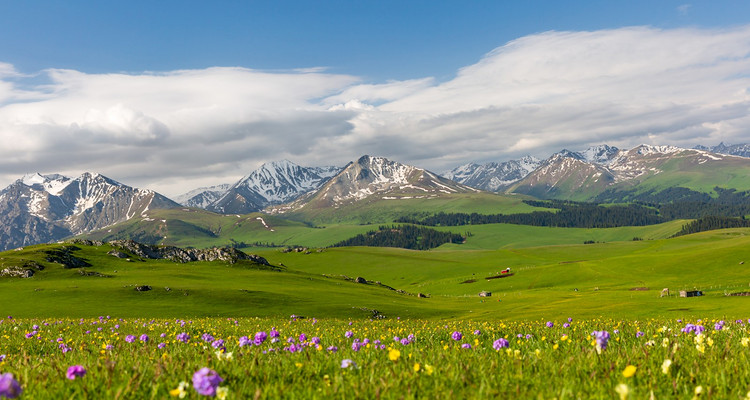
top-left (9, 226), bottom-right (750, 321)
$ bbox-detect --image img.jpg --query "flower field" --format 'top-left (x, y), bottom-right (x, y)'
top-left (1, 316), bottom-right (749, 399)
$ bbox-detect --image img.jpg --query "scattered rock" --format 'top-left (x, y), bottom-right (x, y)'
top-left (417, 293), bottom-right (429, 298)
top-left (355, 277), bottom-right (367, 284)
top-left (69, 239), bottom-right (104, 247)
top-left (77, 269), bottom-right (113, 278)
top-left (109, 240), bottom-right (269, 265)
top-left (0, 267), bottom-right (34, 278)
top-left (107, 250), bottom-right (129, 258)
top-left (135, 285), bottom-right (152, 292)
top-left (44, 246), bottom-right (91, 269)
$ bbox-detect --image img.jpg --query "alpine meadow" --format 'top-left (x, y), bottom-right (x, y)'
top-left (2, 2), bottom-right (750, 398)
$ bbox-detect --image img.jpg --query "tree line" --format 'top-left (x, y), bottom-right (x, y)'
top-left (673, 216), bottom-right (750, 237)
top-left (331, 225), bottom-right (464, 250)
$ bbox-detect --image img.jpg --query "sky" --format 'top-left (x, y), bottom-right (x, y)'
top-left (1, 1), bottom-right (750, 196)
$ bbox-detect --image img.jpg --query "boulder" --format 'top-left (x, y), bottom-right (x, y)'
top-left (135, 285), bottom-right (152, 292)
top-left (355, 277), bottom-right (367, 284)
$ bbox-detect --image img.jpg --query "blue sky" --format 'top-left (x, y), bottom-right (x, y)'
top-left (0, 1), bottom-right (749, 195)
top-left (2, 1), bottom-right (743, 81)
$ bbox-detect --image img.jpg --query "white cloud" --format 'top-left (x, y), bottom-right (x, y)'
top-left (1, 26), bottom-right (750, 196)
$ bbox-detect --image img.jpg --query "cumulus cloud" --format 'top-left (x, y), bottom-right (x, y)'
top-left (1, 26), bottom-right (750, 195)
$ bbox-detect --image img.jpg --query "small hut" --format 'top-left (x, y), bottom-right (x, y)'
top-left (679, 290), bottom-right (703, 298)
top-left (479, 291), bottom-right (492, 297)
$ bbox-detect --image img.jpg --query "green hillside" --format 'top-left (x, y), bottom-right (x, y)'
top-left (3, 228), bottom-right (750, 320)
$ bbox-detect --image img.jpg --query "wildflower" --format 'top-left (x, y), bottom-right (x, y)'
top-left (215, 351), bottom-right (233, 361)
top-left (461, 343), bottom-right (472, 349)
top-left (192, 367), bottom-right (224, 397)
top-left (413, 363), bottom-right (420, 372)
top-left (299, 333), bottom-right (307, 342)
top-left (694, 386), bottom-right (704, 397)
top-left (216, 386), bottom-right (228, 400)
top-left (661, 359), bottom-right (672, 375)
top-left (140, 334), bottom-right (149, 343)
top-left (66, 365), bottom-right (86, 380)
top-left (351, 341), bottom-right (363, 352)
top-left (269, 327), bottom-right (280, 338)
top-left (254, 331), bottom-right (268, 345)
top-left (615, 383), bottom-right (630, 400)
top-left (451, 331), bottom-right (462, 341)
top-left (622, 365), bottom-right (636, 378)
top-left (742, 337), bottom-right (750, 347)
top-left (211, 339), bottom-right (225, 349)
top-left (546, 321), bottom-right (554, 328)
top-left (158, 343), bottom-right (166, 349)
top-left (125, 335), bottom-right (136, 343)
top-left (176, 333), bottom-right (190, 343)
top-left (636, 331), bottom-right (644, 338)
top-left (170, 381), bottom-right (190, 398)
top-left (0, 373), bottom-right (22, 399)
top-left (341, 359), bottom-right (356, 369)
top-left (202, 334), bottom-right (214, 343)
top-left (424, 364), bottom-right (434, 375)
top-left (327, 346), bottom-right (338, 352)
top-left (345, 330), bottom-right (354, 338)
top-left (239, 336), bottom-right (251, 347)
top-left (493, 338), bottom-right (509, 350)
top-left (473, 330), bottom-right (481, 336)
top-left (388, 348), bottom-right (401, 361)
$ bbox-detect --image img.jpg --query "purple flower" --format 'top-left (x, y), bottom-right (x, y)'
top-left (591, 330), bottom-right (610, 350)
top-left (239, 336), bottom-right (251, 347)
top-left (451, 331), bottom-right (462, 341)
top-left (311, 336), bottom-right (321, 345)
top-left (202, 334), bottom-right (214, 343)
top-left (66, 365), bottom-right (86, 380)
top-left (493, 338), bottom-right (509, 350)
top-left (636, 331), bottom-right (644, 338)
top-left (24, 332), bottom-right (35, 339)
top-left (567, 317), bottom-right (573, 322)
top-left (254, 331), bottom-right (268, 345)
top-left (563, 323), bottom-right (570, 328)
top-left (0, 355), bottom-right (5, 362)
top-left (125, 335), bottom-right (136, 343)
top-left (525, 334), bottom-right (532, 340)
top-left (546, 321), bottom-right (554, 328)
top-left (351, 341), bottom-right (363, 352)
top-left (139, 334), bottom-right (149, 343)
top-left (0, 373), bottom-right (22, 398)
top-left (345, 330), bottom-right (354, 338)
top-left (176, 332), bottom-right (190, 343)
top-left (461, 343), bottom-right (472, 349)
top-left (157, 342), bottom-right (166, 349)
top-left (400, 338), bottom-right (410, 346)
top-left (299, 333), bottom-right (307, 342)
top-left (270, 328), bottom-right (280, 338)
top-left (341, 359), bottom-right (356, 368)
top-left (714, 322), bottom-right (724, 331)
top-left (327, 346), bottom-right (338, 352)
top-left (211, 339), bottom-right (225, 349)
top-left (473, 330), bottom-right (481, 336)
top-left (192, 367), bottom-right (223, 396)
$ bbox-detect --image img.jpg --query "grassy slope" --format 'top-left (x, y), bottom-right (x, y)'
top-left (4, 228), bottom-right (750, 320)
top-left (0, 243), bottom-right (463, 319)
top-left (254, 228), bottom-right (750, 320)
top-left (282, 192), bottom-right (544, 224)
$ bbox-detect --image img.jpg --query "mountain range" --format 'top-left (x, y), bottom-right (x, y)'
top-left (0, 173), bottom-right (178, 251)
top-left (3, 143), bottom-right (750, 250)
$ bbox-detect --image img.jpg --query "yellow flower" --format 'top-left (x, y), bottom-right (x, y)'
top-left (622, 365), bottom-right (637, 378)
top-left (615, 383), bottom-right (630, 400)
top-left (169, 381), bottom-right (189, 398)
top-left (742, 337), bottom-right (750, 347)
top-left (388, 348), bottom-right (401, 361)
top-left (696, 343), bottom-right (705, 354)
top-left (553, 343), bottom-right (559, 350)
top-left (295, 362), bottom-right (303, 368)
top-left (661, 359), bottom-right (672, 375)
top-left (424, 364), bottom-right (434, 375)
top-left (216, 386), bottom-right (229, 400)
top-left (413, 363), bottom-right (420, 372)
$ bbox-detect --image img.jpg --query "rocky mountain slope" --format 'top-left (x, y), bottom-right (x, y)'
top-left (0, 173), bottom-right (178, 251)
top-left (178, 160), bottom-right (341, 214)
top-left (509, 144), bottom-right (750, 201)
top-left (278, 155), bottom-right (478, 212)
top-left (442, 156), bottom-right (542, 192)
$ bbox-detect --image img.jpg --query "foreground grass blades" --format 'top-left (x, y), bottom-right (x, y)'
top-left (1, 317), bottom-right (749, 398)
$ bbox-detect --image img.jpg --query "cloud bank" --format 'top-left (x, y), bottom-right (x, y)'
top-left (1, 26), bottom-right (750, 196)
